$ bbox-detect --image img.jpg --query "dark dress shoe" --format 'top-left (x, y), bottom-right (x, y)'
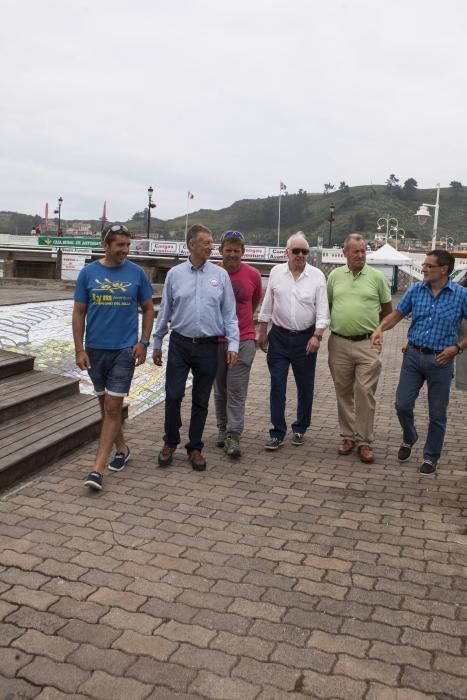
top-left (338, 438), bottom-right (355, 455)
top-left (158, 444), bottom-right (176, 467)
top-left (189, 450), bottom-right (206, 471)
top-left (358, 444), bottom-right (374, 463)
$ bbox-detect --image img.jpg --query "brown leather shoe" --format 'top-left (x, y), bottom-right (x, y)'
top-left (338, 438), bottom-right (355, 455)
top-left (189, 449), bottom-right (206, 472)
top-left (358, 444), bottom-right (374, 463)
top-left (158, 444), bottom-right (176, 468)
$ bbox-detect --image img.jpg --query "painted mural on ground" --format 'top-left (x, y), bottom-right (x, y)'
top-left (0, 300), bottom-right (174, 419)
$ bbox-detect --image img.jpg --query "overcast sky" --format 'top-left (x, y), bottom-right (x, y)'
top-left (1, 0), bottom-right (466, 223)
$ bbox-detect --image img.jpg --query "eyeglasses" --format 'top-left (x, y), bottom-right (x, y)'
top-left (290, 248), bottom-right (309, 255)
top-left (221, 230), bottom-right (245, 243)
top-left (103, 224), bottom-right (129, 242)
top-left (421, 263), bottom-right (441, 269)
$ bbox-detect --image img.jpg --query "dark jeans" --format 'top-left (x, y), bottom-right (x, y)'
top-left (164, 332), bottom-right (218, 452)
top-left (266, 325), bottom-right (317, 440)
top-left (395, 345), bottom-right (454, 464)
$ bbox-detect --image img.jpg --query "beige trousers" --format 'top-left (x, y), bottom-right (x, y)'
top-left (328, 334), bottom-right (382, 446)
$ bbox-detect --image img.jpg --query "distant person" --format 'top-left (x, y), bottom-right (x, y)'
top-left (327, 234), bottom-right (392, 463)
top-left (456, 271), bottom-right (467, 391)
top-left (73, 224), bottom-right (154, 491)
top-left (258, 232), bottom-right (329, 449)
top-left (213, 231), bottom-right (262, 458)
top-left (371, 249), bottom-right (467, 475)
top-left (153, 224), bottom-right (239, 472)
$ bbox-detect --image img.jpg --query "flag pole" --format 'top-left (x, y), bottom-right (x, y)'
top-left (185, 193), bottom-right (190, 240)
top-left (277, 189), bottom-right (282, 247)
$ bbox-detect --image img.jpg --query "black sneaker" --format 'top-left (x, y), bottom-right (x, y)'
top-left (265, 437), bottom-right (284, 451)
top-left (108, 448), bottom-right (130, 471)
top-left (418, 460), bottom-right (437, 476)
top-left (398, 443), bottom-right (412, 462)
top-left (84, 471), bottom-right (103, 491)
top-left (216, 430), bottom-right (227, 448)
top-left (292, 432), bottom-right (304, 446)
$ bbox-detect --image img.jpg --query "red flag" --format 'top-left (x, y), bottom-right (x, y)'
top-left (45, 203), bottom-right (48, 231)
top-left (280, 181), bottom-right (287, 191)
top-left (188, 191), bottom-right (194, 199)
top-left (101, 200), bottom-right (107, 232)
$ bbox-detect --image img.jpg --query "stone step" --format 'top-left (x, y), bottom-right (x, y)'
top-left (0, 349), bottom-right (35, 379)
top-left (0, 393), bottom-right (105, 489)
top-left (0, 369), bottom-right (79, 421)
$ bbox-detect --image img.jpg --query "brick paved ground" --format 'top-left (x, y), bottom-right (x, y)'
top-left (1, 318), bottom-right (466, 699)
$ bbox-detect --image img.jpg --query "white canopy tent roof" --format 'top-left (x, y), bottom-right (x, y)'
top-left (366, 243), bottom-right (412, 266)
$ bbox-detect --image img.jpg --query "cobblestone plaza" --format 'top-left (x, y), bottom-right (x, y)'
top-left (0, 305), bottom-right (466, 699)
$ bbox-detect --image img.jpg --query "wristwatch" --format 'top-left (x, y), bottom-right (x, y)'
top-left (139, 339), bottom-right (150, 348)
top-left (456, 343), bottom-right (463, 354)
top-left (313, 334), bottom-right (323, 342)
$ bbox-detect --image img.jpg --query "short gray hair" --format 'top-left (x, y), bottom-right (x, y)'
top-left (343, 233), bottom-right (365, 250)
top-left (286, 231), bottom-right (309, 249)
top-left (186, 224), bottom-right (212, 246)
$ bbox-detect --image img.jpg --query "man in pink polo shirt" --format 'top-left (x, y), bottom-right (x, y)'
top-left (214, 231), bottom-right (262, 458)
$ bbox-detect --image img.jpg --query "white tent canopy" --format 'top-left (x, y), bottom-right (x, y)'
top-left (366, 243), bottom-right (411, 266)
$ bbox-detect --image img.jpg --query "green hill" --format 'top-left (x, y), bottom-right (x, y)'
top-left (2, 184), bottom-right (466, 246)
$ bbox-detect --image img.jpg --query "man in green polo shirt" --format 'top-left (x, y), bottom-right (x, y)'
top-left (327, 234), bottom-right (392, 463)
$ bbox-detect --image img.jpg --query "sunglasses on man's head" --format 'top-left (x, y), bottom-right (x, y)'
top-left (103, 224), bottom-right (129, 242)
top-left (290, 248), bottom-right (309, 255)
top-left (222, 230), bottom-right (245, 242)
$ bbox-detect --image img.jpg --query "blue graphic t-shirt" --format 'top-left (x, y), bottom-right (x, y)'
top-left (74, 259), bottom-right (153, 349)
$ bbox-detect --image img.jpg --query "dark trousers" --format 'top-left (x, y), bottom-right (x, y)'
top-left (164, 332), bottom-right (218, 452)
top-left (395, 346), bottom-right (454, 463)
top-left (266, 325), bottom-right (317, 440)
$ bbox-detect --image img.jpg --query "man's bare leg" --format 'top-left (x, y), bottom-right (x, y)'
top-left (97, 394), bottom-right (127, 457)
top-left (93, 394), bottom-right (126, 474)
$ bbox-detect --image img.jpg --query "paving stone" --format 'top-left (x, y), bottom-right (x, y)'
top-left (2, 585), bottom-right (58, 611)
top-left (0, 648), bottom-right (33, 677)
top-left (79, 669), bottom-right (151, 700)
top-left (210, 630), bottom-right (274, 661)
top-left (5, 606), bottom-right (67, 635)
top-left (369, 640), bottom-right (432, 670)
top-left (0, 677), bottom-right (41, 699)
top-left (191, 609), bottom-right (251, 635)
top-left (113, 629), bottom-right (177, 660)
top-left (58, 619), bottom-right (121, 648)
top-left (34, 689), bottom-right (90, 700)
top-left (87, 586), bottom-right (146, 611)
top-left (171, 643), bottom-right (237, 674)
top-left (367, 684), bottom-right (436, 699)
top-left (18, 657), bottom-right (90, 693)
top-left (125, 657), bottom-right (197, 691)
top-left (49, 596), bottom-right (108, 623)
top-left (228, 598), bottom-right (285, 622)
top-left (140, 598), bottom-right (198, 624)
top-left (190, 670), bottom-right (260, 700)
top-left (156, 619), bottom-right (216, 647)
top-left (67, 642), bottom-right (135, 674)
top-left (12, 629), bottom-right (77, 662)
top-left (401, 666), bottom-right (467, 699)
top-left (307, 630), bottom-right (369, 658)
top-left (302, 669), bottom-right (367, 698)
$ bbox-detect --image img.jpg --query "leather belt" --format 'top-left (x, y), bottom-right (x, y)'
top-left (272, 324), bottom-right (314, 337)
top-left (409, 342), bottom-right (438, 355)
top-left (331, 331), bottom-right (372, 342)
top-left (172, 331), bottom-right (218, 345)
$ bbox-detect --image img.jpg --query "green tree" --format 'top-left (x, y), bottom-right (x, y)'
top-left (339, 181), bottom-right (350, 192)
top-left (399, 177), bottom-right (418, 200)
top-left (386, 174), bottom-right (399, 188)
top-left (450, 180), bottom-right (463, 190)
top-left (323, 183), bottom-right (335, 195)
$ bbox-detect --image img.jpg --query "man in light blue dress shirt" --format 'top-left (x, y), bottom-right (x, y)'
top-left (153, 224), bottom-right (239, 471)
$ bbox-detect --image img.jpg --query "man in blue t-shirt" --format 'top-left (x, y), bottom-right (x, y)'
top-left (371, 249), bottom-right (467, 476)
top-left (72, 224), bottom-right (154, 491)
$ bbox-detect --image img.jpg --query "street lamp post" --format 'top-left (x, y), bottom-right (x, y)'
top-left (54, 196), bottom-right (63, 279)
top-left (376, 214), bottom-right (398, 244)
top-left (414, 183), bottom-right (440, 249)
top-left (439, 236), bottom-right (454, 249)
top-left (147, 186), bottom-right (155, 239)
top-left (327, 204), bottom-right (335, 247)
top-left (389, 224), bottom-right (405, 250)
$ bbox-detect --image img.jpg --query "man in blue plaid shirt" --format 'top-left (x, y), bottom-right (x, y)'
top-left (371, 249), bottom-right (467, 476)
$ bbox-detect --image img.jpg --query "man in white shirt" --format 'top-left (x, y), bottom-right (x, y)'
top-left (258, 232), bottom-right (329, 449)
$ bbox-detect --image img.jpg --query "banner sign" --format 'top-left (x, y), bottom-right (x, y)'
top-left (38, 236), bottom-right (101, 248)
top-left (147, 240), bottom-right (286, 262)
